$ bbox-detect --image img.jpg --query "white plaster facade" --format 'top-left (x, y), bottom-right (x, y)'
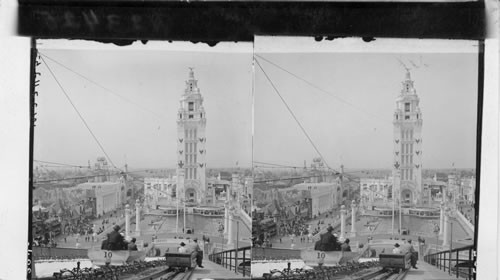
top-left (176, 69), bottom-right (207, 205)
top-left (393, 71), bottom-right (423, 206)
top-left (359, 178), bottom-right (393, 206)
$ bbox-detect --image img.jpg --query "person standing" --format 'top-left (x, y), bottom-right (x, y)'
top-left (408, 240), bottom-right (418, 269)
top-left (191, 238), bottom-right (204, 268)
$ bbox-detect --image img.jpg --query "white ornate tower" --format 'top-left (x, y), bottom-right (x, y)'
top-left (176, 68), bottom-right (207, 205)
top-left (393, 71), bottom-right (423, 206)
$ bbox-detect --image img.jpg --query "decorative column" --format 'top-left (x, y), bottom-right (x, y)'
top-left (125, 204), bottom-right (130, 239)
top-left (227, 212), bottom-right (234, 246)
top-left (351, 200), bottom-right (357, 235)
top-left (439, 202), bottom-right (444, 235)
top-left (224, 201), bottom-right (229, 234)
top-left (340, 205), bottom-right (346, 240)
top-left (442, 207), bottom-right (450, 247)
top-left (135, 199), bottom-right (140, 235)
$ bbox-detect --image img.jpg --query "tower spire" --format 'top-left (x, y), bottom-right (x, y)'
top-left (189, 67), bottom-right (195, 79)
top-left (405, 69), bottom-right (411, 81)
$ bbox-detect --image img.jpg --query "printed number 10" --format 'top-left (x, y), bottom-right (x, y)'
top-left (317, 252), bottom-right (325, 259)
top-left (105, 251), bottom-right (113, 258)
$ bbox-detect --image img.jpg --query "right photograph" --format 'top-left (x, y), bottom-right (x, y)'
top-left (251, 37), bottom-right (479, 280)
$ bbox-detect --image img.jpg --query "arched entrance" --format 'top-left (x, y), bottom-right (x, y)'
top-left (401, 189), bottom-right (413, 204)
top-left (185, 188), bottom-right (197, 203)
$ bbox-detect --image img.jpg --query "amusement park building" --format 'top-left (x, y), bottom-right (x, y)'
top-left (281, 181), bottom-right (341, 217)
top-left (70, 180), bottom-right (128, 216)
top-left (359, 178), bottom-right (393, 207)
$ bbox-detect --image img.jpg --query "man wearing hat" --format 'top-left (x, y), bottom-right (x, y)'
top-left (407, 240), bottom-right (418, 269)
top-left (178, 242), bottom-right (187, 253)
top-left (315, 226), bottom-right (339, 251)
top-left (392, 243), bottom-right (401, 254)
top-left (191, 238), bottom-right (204, 268)
top-left (107, 225), bottom-right (125, 250)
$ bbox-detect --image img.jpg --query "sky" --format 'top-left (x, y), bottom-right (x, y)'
top-left (253, 38), bottom-right (478, 170)
top-left (34, 41), bottom-right (253, 170)
top-left (34, 38), bottom-right (479, 171)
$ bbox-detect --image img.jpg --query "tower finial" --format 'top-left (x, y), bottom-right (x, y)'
top-left (189, 67), bottom-right (195, 79)
top-left (405, 69), bottom-right (411, 81)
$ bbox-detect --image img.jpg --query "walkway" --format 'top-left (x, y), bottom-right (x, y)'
top-left (405, 262), bottom-right (466, 280)
top-left (189, 259), bottom-right (250, 279)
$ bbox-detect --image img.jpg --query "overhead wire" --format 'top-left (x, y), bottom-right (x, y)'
top-left (253, 174), bottom-right (328, 184)
top-left (34, 160), bottom-right (89, 169)
top-left (253, 161), bottom-right (306, 169)
top-left (255, 57), bottom-right (335, 172)
top-left (255, 54), bottom-right (391, 125)
top-left (39, 52), bottom-right (168, 121)
top-left (40, 55), bottom-right (120, 172)
top-left (33, 167), bottom-right (158, 184)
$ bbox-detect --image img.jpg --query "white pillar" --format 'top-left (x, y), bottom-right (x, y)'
top-left (227, 212), bottom-right (234, 246)
top-left (340, 205), bottom-right (346, 240)
top-left (442, 208), bottom-right (450, 247)
top-left (224, 202), bottom-right (229, 234)
top-left (439, 203), bottom-right (444, 235)
top-left (135, 199), bottom-right (140, 235)
top-left (351, 200), bottom-right (357, 235)
top-left (125, 204), bottom-right (130, 239)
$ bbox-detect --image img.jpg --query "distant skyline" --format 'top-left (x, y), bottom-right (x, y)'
top-left (253, 40), bottom-right (478, 170)
top-left (34, 41), bottom-right (253, 169)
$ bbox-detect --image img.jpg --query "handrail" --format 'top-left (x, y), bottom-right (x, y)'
top-left (208, 246), bottom-right (251, 277)
top-left (424, 245), bottom-right (474, 280)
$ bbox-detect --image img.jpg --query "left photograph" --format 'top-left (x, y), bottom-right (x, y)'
top-left (31, 40), bottom-right (253, 279)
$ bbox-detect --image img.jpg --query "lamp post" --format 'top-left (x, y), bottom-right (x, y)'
top-left (392, 193), bottom-right (395, 236)
top-left (183, 199), bottom-right (186, 234)
top-left (447, 208), bottom-right (456, 275)
top-left (176, 196), bottom-right (179, 234)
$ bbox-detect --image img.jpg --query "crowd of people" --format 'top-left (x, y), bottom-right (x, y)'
top-left (277, 216), bottom-right (310, 237)
top-left (33, 235), bottom-right (57, 248)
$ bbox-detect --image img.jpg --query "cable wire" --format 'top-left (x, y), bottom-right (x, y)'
top-left (255, 58), bottom-right (334, 171)
top-left (255, 54), bottom-right (390, 125)
top-left (39, 52), bottom-right (168, 121)
top-left (253, 174), bottom-right (328, 184)
top-left (34, 160), bottom-right (89, 169)
top-left (40, 55), bottom-right (120, 171)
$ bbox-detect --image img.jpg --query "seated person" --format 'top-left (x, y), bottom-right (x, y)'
top-left (392, 243), bottom-right (401, 254)
top-left (128, 238), bottom-right (138, 251)
top-left (178, 242), bottom-right (187, 253)
top-left (314, 226), bottom-right (339, 252)
top-left (341, 238), bottom-right (352, 252)
top-left (107, 225), bottom-right (125, 250)
top-left (101, 236), bottom-right (109, 250)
